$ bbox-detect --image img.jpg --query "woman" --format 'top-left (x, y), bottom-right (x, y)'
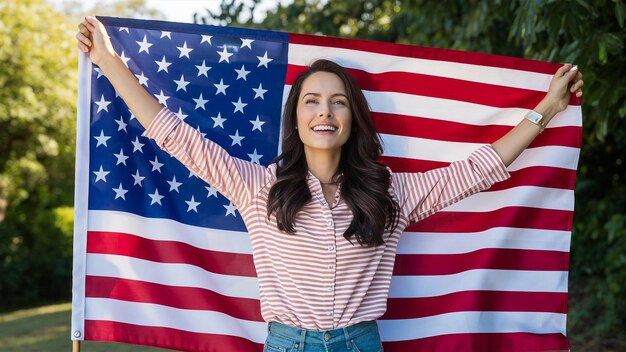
top-left (77, 16), bottom-right (583, 352)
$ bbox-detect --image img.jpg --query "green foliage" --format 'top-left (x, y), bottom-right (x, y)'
top-left (0, 0), bottom-right (77, 309)
top-left (197, 0), bottom-right (626, 348)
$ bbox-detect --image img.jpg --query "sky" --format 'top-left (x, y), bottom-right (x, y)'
top-left (47, 0), bottom-right (287, 23)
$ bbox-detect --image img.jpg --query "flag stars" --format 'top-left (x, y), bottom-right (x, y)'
top-left (148, 188), bottom-right (164, 205)
top-left (155, 56), bottom-right (172, 72)
top-left (131, 169), bottom-right (145, 186)
top-left (119, 51), bottom-right (131, 67)
top-left (136, 35), bottom-right (153, 54)
top-left (95, 95), bottom-right (111, 113)
top-left (167, 176), bottom-right (183, 193)
top-left (113, 183), bottom-right (129, 200)
top-left (214, 79), bottom-right (229, 95)
top-left (114, 148), bottom-right (129, 166)
top-left (211, 112), bottom-right (226, 128)
top-left (256, 51), bottom-right (273, 68)
top-left (94, 130), bottom-right (111, 147)
top-left (174, 74), bottom-right (190, 91)
top-left (235, 65), bottom-right (250, 80)
top-left (201, 35), bottom-right (212, 45)
top-left (193, 93), bottom-right (209, 110)
top-left (174, 107), bottom-right (188, 120)
top-left (205, 185), bottom-right (218, 198)
top-left (248, 149), bottom-right (263, 164)
top-left (115, 116), bottom-right (128, 132)
top-left (252, 83), bottom-right (268, 99)
top-left (131, 136), bottom-right (145, 153)
top-left (186, 196), bottom-right (201, 213)
top-left (135, 72), bottom-right (149, 87)
top-left (250, 115), bottom-right (266, 132)
top-left (229, 130), bottom-right (245, 146)
top-left (240, 38), bottom-right (254, 49)
top-left (224, 202), bottom-right (237, 217)
top-left (177, 41), bottom-right (193, 58)
top-left (155, 90), bottom-right (170, 106)
top-left (160, 31), bottom-right (171, 39)
top-left (196, 126), bottom-right (207, 138)
top-left (232, 97), bottom-right (247, 114)
top-left (217, 46), bottom-right (233, 63)
top-left (196, 60), bottom-right (212, 77)
top-left (119, 27), bottom-right (129, 33)
top-left (150, 156), bottom-right (164, 173)
top-left (94, 67), bottom-right (104, 79)
top-left (93, 165), bottom-right (110, 183)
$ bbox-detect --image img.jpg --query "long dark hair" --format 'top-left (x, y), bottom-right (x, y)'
top-left (267, 59), bottom-right (400, 246)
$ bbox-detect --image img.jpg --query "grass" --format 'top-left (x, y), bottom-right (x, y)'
top-left (0, 303), bottom-right (167, 352)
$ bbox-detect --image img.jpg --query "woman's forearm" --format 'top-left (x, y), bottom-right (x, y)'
top-left (97, 53), bottom-right (163, 129)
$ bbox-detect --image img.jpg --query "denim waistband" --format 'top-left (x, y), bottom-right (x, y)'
top-left (267, 320), bottom-right (378, 349)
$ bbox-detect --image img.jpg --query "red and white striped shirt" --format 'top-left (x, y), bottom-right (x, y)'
top-left (143, 107), bottom-right (510, 331)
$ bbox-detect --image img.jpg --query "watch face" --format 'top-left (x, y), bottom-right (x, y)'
top-left (526, 111), bottom-right (542, 123)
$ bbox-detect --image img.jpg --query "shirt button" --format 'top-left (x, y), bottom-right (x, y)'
top-left (328, 265), bottom-right (335, 270)
top-left (327, 220), bottom-right (333, 228)
top-left (327, 287), bottom-right (333, 292)
top-left (328, 246), bottom-right (335, 252)
top-left (324, 332), bottom-right (331, 341)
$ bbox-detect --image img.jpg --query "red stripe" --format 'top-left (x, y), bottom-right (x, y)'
top-left (393, 248), bottom-right (569, 275)
top-left (290, 32), bottom-right (563, 76)
top-left (87, 231), bottom-right (257, 277)
top-left (85, 276), bottom-right (263, 321)
top-left (381, 156), bottom-right (576, 191)
top-left (84, 320), bottom-right (263, 352)
top-left (381, 332), bottom-right (570, 352)
top-left (382, 291), bottom-right (568, 319)
top-left (407, 207), bottom-right (574, 232)
top-left (372, 111), bottom-right (582, 148)
top-left (287, 65), bottom-right (575, 109)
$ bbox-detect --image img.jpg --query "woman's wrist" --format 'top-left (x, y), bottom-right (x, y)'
top-left (532, 97), bottom-right (560, 127)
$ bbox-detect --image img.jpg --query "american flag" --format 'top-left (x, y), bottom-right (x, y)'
top-left (71, 16), bottom-right (581, 351)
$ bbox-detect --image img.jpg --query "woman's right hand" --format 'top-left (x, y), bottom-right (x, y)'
top-left (76, 16), bottom-right (116, 67)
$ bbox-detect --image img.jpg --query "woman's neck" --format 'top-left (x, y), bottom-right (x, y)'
top-left (304, 147), bottom-right (341, 183)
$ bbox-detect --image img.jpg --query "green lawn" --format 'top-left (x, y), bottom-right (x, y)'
top-left (0, 303), bottom-right (168, 352)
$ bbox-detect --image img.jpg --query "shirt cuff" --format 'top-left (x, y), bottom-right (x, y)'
top-left (142, 107), bottom-right (181, 147)
top-left (469, 144), bottom-right (511, 186)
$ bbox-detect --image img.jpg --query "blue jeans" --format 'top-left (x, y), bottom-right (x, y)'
top-left (264, 320), bottom-right (384, 352)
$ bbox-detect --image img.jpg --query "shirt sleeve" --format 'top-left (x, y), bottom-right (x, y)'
top-left (142, 107), bottom-right (270, 209)
top-left (391, 144), bottom-right (510, 225)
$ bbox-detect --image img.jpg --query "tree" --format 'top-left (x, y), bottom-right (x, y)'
top-left (197, 0), bottom-right (626, 349)
top-left (0, 0), bottom-right (77, 309)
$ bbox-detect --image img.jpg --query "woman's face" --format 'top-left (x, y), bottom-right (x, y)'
top-left (296, 71), bottom-right (352, 156)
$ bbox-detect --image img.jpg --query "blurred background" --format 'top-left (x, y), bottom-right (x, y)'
top-left (0, 0), bottom-right (624, 351)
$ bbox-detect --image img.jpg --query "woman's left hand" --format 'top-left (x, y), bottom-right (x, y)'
top-left (543, 63), bottom-right (584, 114)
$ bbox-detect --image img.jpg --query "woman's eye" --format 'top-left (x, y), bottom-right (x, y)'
top-left (333, 100), bottom-right (347, 106)
top-left (305, 99), bottom-right (317, 104)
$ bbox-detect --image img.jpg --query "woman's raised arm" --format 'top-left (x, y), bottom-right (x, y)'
top-left (491, 64), bottom-right (584, 166)
top-left (76, 16), bottom-right (161, 129)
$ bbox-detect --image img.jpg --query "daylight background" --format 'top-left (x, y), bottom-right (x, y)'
top-left (0, 0), bottom-right (624, 351)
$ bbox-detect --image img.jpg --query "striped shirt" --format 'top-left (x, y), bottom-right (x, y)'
top-left (143, 107), bottom-right (511, 331)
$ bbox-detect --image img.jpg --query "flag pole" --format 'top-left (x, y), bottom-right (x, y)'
top-left (73, 340), bottom-right (80, 352)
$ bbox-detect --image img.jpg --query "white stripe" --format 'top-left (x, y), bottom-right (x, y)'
top-left (398, 228), bottom-right (571, 254)
top-left (85, 298), bottom-right (267, 343)
top-left (289, 43), bottom-right (556, 92)
top-left (388, 270), bottom-right (568, 298)
top-left (445, 186), bottom-right (574, 212)
top-left (71, 52), bottom-right (92, 341)
top-left (381, 134), bottom-right (581, 170)
top-left (364, 90), bottom-right (581, 128)
top-left (378, 311), bottom-right (566, 341)
top-left (86, 254), bottom-right (260, 299)
top-left (281, 86), bottom-right (582, 128)
top-left (88, 210), bottom-right (252, 254)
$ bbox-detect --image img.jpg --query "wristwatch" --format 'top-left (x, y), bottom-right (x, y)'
top-left (524, 110), bottom-right (546, 132)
